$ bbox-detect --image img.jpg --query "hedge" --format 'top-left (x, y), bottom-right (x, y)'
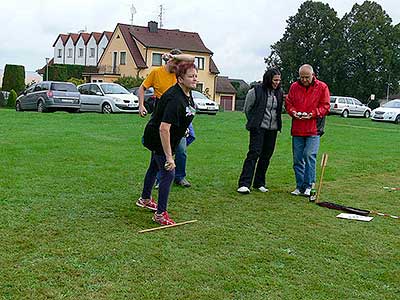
top-left (2, 64), bottom-right (25, 95)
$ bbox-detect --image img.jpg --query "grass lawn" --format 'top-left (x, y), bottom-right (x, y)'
top-left (0, 108), bottom-right (399, 300)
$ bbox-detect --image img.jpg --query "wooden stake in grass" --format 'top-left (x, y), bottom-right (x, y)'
top-left (138, 220), bottom-right (198, 234)
top-left (316, 153), bottom-right (328, 203)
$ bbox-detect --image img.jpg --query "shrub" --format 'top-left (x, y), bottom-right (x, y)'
top-left (48, 64), bottom-right (86, 82)
top-left (7, 89), bottom-right (17, 108)
top-left (114, 76), bottom-right (144, 89)
top-left (0, 92), bottom-right (5, 107)
top-left (67, 77), bottom-right (85, 86)
top-left (2, 64), bottom-right (25, 95)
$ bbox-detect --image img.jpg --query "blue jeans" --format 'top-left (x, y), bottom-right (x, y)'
top-left (292, 136), bottom-right (320, 191)
top-left (156, 137), bottom-right (187, 183)
top-left (142, 152), bottom-right (175, 214)
top-left (174, 137), bottom-right (187, 181)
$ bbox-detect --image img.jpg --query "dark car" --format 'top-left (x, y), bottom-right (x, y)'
top-left (129, 87), bottom-right (156, 113)
top-left (16, 81), bottom-right (80, 113)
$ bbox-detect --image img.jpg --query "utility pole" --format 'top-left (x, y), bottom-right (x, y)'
top-left (45, 57), bottom-right (50, 81)
top-left (386, 73), bottom-right (391, 102)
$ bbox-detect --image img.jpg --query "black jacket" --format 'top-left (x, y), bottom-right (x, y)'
top-left (245, 84), bottom-right (284, 131)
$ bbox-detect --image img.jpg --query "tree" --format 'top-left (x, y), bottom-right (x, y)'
top-left (340, 1), bottom-right (400, 101)
top-left (265, 1), bottom-right (342, 91)
top-left (114, 76), bottom-right (144, 89)
top-left (7, 89), bottom-right (17, 108)
top-left (2, 64), bottom-right (25, 95)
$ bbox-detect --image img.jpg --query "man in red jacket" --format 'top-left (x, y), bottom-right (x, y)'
top-left (285, 64), bottom-right (330, 197)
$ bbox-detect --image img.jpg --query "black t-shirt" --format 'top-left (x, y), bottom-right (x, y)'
top-left (143, 83), bottom-right (196, 154)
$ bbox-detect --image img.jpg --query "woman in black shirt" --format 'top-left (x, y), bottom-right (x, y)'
top-left (137, 63), bottom-right (197, 225)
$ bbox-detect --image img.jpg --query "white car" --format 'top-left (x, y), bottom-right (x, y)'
top-left (78, 83), bottom-right (139, 113)
top-left (192, 90), bottom-right (219, 115)
top-left (330, 96), bottom-right (371, 118)
top-left (371, 99), bottom-right (400, 124)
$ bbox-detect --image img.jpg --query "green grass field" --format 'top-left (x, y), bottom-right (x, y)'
top-left (0, 109), bottom-right (399, 300)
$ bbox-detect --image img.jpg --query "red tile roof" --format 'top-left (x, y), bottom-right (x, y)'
top-left (116, 23), bottom-right (216, 70)
top-left (52, 34), bottom-right (69, 47)
top-left (216, 76), bottom-right (237, 94)
top-left (69, 33), bottom-right (80, 45)
top-left (78, 32), bottom-right (91, 45)
top-left (125, 23), bottom-right (213, 54)
top-left (118, 24), bottom-right (147, 68)
top-left (90, 32), bottom-right (102, 43)
top-left (209, 57), bottom-right (219, 74)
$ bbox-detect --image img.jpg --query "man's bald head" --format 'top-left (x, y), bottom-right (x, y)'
top-left (299, 64), bottom-right (314, 87)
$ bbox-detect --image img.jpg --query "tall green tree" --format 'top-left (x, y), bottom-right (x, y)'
top-left (340, 1), bottom-right (399, 101)
top-left (2, 64), bottom-right (25, 95)
top-left (265, 1), bottom-right (342, 91)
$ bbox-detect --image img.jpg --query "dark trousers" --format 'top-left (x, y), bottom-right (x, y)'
top-left (141, 152), bottom-right (175, 214)
top-left (238, 129), bottom-right (278, 188)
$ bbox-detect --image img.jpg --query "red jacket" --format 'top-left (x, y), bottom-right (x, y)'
top-left (285, 78), bottom-right (330, 136)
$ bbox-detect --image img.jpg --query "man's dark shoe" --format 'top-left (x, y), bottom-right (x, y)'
top-left (175, 178), bottom-right (191, 187)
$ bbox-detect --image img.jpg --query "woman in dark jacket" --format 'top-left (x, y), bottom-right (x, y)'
top-left (237, 68), bottom-right (283, 194)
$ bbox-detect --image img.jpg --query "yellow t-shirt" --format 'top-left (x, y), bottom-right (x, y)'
top-left (142, 66), bottom-right (177, 98)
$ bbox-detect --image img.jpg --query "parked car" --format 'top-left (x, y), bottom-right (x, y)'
top-left (129, 87), bottom-right (156, 113)
top-left (330, 96), bottom-right (371, 118)
top-left (78, 83), bottom-right (139, 113)
top-left (192, 90), bottom-right (219, 115)
top-left (371, 99), bottom-right (400, 124)
top-left (15, 81), bottom-right (80, 113)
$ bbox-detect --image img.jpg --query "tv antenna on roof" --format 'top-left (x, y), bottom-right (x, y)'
top-left (130, 4), bottom-right (137, 25)
top-left (158, 4), bottom-right (165, 28)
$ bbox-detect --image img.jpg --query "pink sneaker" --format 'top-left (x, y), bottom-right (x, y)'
top-left (136, 197), bottom-right (157, 211)
top-left (152, 211), bottom-right (176, 225)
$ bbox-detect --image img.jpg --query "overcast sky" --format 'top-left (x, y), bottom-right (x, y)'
top-left (0, 0), bottom-right (398, 82)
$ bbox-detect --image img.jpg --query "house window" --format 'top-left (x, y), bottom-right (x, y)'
top-left (67, 48), bottom-right (73, 58)
top-left (152, 53), bottom-right (162, 66)
top-left (196, 83), bottom-right (204, 92)
top-left (78, 48), bottom-right (84, 57)
top-left (90, 48), bottom-right (95, 58)
top-left (120, 52), bottom-right (126, 65)
top-left (195, 57), bottom-right (205, 70)
top-left (57, 49), bottom-right (62, 58)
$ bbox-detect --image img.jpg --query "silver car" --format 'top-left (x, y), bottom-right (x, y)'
top-left (16, 81), bottom-right (80, 113)
top-left (371, 99), bottom-right (400, 124)
top-left (330, 96), bottom-right (371, 118)
top-left (78, 83), bottom-right (139, 113)
top-left (192, 90), bottom-right (219, 115)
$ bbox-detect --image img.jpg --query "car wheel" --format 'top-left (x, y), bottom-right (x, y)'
top-left (37, 100), bottom-right (46, 113)
top-left (341, 110), bottom-right (349, 118)
top-left (102, 103), bottom-right (112, 114)
top-left (395, 115), bottom-right (400, 124)
top-left (15, 101), bottom-right (23, 112)
top-left (364, 110), bottom-right (371, 118)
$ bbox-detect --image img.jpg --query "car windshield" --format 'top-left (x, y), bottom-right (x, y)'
top-left (192, 91), bottom-right (208, 99)
top-left (51, 83), bottom-right (78, 92)
top-left (101, 84), bottom-right (129, 94)
top-left (383, 100), bottom-right (400, 108)
top-left (330, 97), bottom-right (336, 103)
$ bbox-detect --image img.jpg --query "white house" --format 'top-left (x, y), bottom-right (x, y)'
top-left (51, 31), bottom-right (112, 66)
top-left (53, 34), bottom-right (69, 64)
top-left (86, 32), bottom-right (102, 66)
top-left (75, 33), bottom-right (91, 65)
top-left (98, 31), bottom-right (113, 63)
top-left (64, 33), bottom-right (79, 65)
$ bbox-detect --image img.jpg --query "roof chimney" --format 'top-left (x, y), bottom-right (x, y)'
top-left (148, 21), bottom-right (158, 33)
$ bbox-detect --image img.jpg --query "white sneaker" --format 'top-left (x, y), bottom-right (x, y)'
top-left (303, 188), bottom-right (311, 197)
top-left (291, 188), bottom-right (301, 196)
top-left (237, 186), bottom-right (250, 194)
top-left (257, 186), bottom-right (269, 193)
